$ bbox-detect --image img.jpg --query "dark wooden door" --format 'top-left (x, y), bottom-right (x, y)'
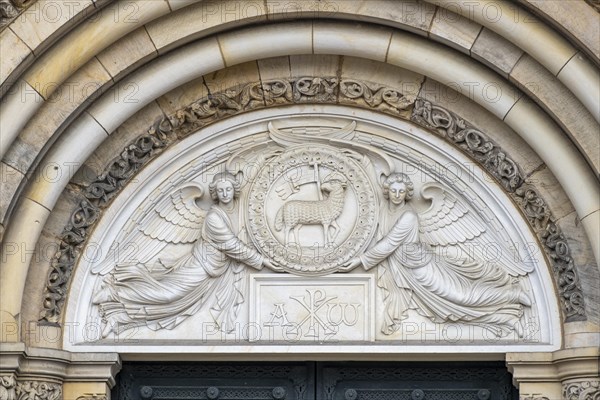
top-left (112, 361), bottom-right (518, 400)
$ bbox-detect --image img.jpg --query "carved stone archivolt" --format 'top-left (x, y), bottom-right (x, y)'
top-left (39, 76), bottom-right (586, 331)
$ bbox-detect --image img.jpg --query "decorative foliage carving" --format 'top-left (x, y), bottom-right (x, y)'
top-left (412, 99), bottom-right (522, 192)
top-left (15, 381), bottom-right (61, 400)
top-left (39, 121), bottom-right (175, 323)
top-left (39, 77), bottom-right (587, 324)
top-left (520, 396), bottom-right (550, 400)
top-left (0, 0), bottom-right (30, 29)
top-left (76, 394), bottom-right (107, 400)
top-left (0, 375), bottom-right (16, 400)
top-left (411, 99), bottom-right (586, 322)
top-left (340, 79), bottom-right (414, 111)
top-left (542, 223), bottom-right (586, 320)
top-left (563, 378), bottom-right (600, 399)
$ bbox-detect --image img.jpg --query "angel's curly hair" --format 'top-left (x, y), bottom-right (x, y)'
top-left (382, 173), bottom-right (414, 201)
top-left (208, 172), bottom-right (241, 202)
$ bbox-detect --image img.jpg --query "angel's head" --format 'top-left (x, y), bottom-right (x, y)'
top-left (209, 172), bottom-right (241, 204)
top-left (382, 173), bottom-right (414, 205)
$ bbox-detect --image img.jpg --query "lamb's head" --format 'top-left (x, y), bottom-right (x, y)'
top-left (321, 179), bottom-right (347, 193)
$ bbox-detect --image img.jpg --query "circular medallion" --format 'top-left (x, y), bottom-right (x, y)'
top-left (247, 145), bottom-right (377, 275)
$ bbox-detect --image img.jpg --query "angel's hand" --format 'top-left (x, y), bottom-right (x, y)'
top-left (339, 257), bottom-right (362, 272)
top-left (263, 258), bottom-right (285, 273)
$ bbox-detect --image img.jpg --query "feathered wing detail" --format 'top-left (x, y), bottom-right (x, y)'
top-left (418, 182), bottom-right (533, 276)
top-left (91, 185), bottom-right (206, 275)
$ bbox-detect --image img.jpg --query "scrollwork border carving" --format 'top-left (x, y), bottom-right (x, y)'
top-left (38, 76), bottom-right (586, 324)
top-left (15, 381), bottom-right (61, 400)
top-left (0, 375), bottom-right (17, 400)
top-left (411, 99), bottom-right (586, 321)
top-left (563, 379), bottom-right (600, 400)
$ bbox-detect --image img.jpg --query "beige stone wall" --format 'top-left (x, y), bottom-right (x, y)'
top-left (0, 0), bottom-right (598, 396)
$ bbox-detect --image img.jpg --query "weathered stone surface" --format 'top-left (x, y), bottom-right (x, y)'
top-left (557, 211), bottom-right (600, 324)
top-left (96, 26), bottom-right (157, 80)
top-left (522, 0), bottom-right (600, 61)
top-left (204, 61), bottom-right (261, 94)
top-left (429, 7), bottom-right (482, 54)
top-left (156, 77), bottom-right (209, 117)
top-left (218, 21), bottom-right (312, 66)
top-left (0, 27), bottom-right (32, 84)
top-left (257, 56), bottom-right (291, 81)
top-left (471, 28), bottom-right (524, 78)
top-left (266, 0), bottom-right (436, 36)
top-left (0, 161), bottom-right (24, 224)
top-left (289, 55), bottom-right (340, 78)
top-left (3, 58), bottom-right (112, 175)
top-left (22, 1), bottom-right (170, 99)
top-left (75, 101), bottom-right (166, 186)
top-left (510, 55), bottom-right (600, 175)
top-left (9, 0), bottom-right (94, 52)
top-left (313, 22), bottom-right (392, 62)
top-left (146, 0), bottom-right (267, 53)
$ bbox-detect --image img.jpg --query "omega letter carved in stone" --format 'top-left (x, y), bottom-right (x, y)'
top-left (91, 172), bottom-right (279, 337)
top-left (342, 173), bottom-right (533, 337)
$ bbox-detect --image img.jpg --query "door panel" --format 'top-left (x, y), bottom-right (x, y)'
top-left (113, 362), bottom-right (315, 400)
top-left (113, 362), bottom-right (517, 400)
top-left (317, 362), bottom-right (518, 400)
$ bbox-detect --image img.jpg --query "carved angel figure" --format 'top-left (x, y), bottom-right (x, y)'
top-left (343, 173), bottom-right (532, 337)
top-left (92, 172), bottom-right (274, 337)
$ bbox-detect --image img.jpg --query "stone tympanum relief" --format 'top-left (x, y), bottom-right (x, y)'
top-left (91, 172), bottom-right (278, 337)
top-left (341, 172), bottom-right (533, 337)
top-left (71, 115), bottom-right (557, 351)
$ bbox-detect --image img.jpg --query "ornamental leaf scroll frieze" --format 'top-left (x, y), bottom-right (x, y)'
top-left (38, 76), bottom-right (586, 325)
top-left (563, 379), bottom-right (600, 400)
top-left (410, 99), bottom-right (586, 322)
top-left (15, 381), bottom-right (61, 400)
top-left (0, 375), bottom-right (16, 400)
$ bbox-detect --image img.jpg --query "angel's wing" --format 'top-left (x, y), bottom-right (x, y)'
top-left (418, 182), bottom-right (533, 276)
top-left (91, 185), bottom-right (206, 275)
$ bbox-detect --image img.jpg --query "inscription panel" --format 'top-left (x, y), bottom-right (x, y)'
top-left (249, 275), bottom-right (375, 342)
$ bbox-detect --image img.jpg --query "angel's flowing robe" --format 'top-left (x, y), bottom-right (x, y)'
top-left (99, 205), bottom-right (263, 334)
top-left (360, 208), bottom-right (525, 336)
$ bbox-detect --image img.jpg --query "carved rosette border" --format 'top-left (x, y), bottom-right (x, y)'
top-left (38, 76), bottom-right (586, 323)
top-left (563, 380), bottom-right (600, 400)
top-left (411, 99), bottom-right (586, 321)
